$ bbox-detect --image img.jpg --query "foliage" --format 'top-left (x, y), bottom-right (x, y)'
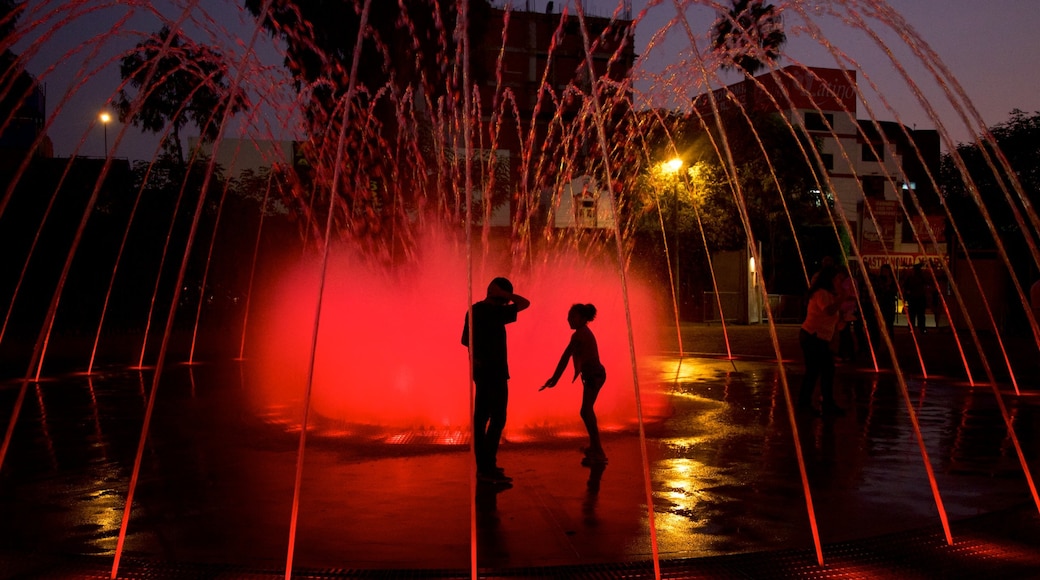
top-left (241, 0), bottom-right (504, 260)
top-left (243, 0), bottom-right (490, 133)
top-left (711, 0), bottom-right (786, 76)
top-left (0, 1), bottom-right (39, 149)
top-left (630, 109), bottom-right (830, 296)
top-left (0, 0), bottom-right (20, 40)
top-left (115, 26), bottom-right (248, 163)
top-left (941, 109), bottom-right (1040, 252)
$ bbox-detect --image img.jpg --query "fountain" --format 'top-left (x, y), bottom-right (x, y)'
top-left (1, 1), bottom-right (1040, 578)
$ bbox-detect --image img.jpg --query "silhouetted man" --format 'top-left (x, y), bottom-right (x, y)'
top-left (903, 263), bottom-right (929, 332)
top-left (462, 277), bottom-right (530, 484)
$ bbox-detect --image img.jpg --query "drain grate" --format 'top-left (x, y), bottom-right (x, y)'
top-left (9, 505), bottom-right (1040, 579)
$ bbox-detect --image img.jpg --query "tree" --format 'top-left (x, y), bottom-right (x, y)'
top-left (243, 0), bottom-right (492, 140)
top-left (0, 0), bottom-right (18, 39)
top-left (711, 0), bottom-right (786, 76)
top-left (631, 109), bottom-right (829, 299)
top-left (0, 1), bottom-right (43, 157)
top-left (115, 26), bottom-right (248, 163)
top-left (940, 109), bottom-right (1040, 335)
top-left (941, 109), bottom-right (1040, 251)
top-left (242, 0), bottom-right (495, 259)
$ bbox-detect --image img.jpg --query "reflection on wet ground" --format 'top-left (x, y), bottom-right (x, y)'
top-left (1, 326), bottom-right (1040, 577)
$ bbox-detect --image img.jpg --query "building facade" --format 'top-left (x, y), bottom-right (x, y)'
top-left (693, 65), bottom-right (946, 271)
top-left (470, 4), bottom-right (635, 230)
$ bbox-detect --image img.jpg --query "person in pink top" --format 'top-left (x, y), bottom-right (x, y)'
top-left (798, 265), bottom-right (851, 416)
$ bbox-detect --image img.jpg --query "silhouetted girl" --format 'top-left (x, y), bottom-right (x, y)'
top-left (540, 303), bottom-right (607, 464)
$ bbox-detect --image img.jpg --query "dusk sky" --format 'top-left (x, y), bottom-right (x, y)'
top-left (17, 0), bottom-right (1040, 159)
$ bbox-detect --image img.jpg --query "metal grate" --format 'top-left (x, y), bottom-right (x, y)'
top-left (9, 504), bottom-right (1040, 579)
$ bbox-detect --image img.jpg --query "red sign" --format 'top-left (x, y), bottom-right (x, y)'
top-left (773, 67), bottom-right (858, 112)
top-left (861, 199), bottom-right (899, 253)
top-left (860, 254), bottom-right (947, 272)
top-left (908, 215), bottom-right (946, 243)
top-left (693, 66), bottom-right (859, 118)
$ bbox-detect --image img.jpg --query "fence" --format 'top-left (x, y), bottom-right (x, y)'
top-left (702, 292), bottom-right (804, 323)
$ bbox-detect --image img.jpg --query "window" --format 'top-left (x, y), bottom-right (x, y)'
top-left (804, 112), bottom-right (833, 131)
top-left (861, 176), bottom-right (885, 198)
top-left (861, 142), bottom-right (883, 162)
top-left (821, 153), bottom-right (834, 171)
top-left (575, 197), bottom-right (597, 228)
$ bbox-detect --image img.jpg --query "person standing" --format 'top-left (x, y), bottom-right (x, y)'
top-left (837, 266), bottom-right (860, 361)
top-left (462, 277), bottom-right (530, 484)
top-left (798, 265), bottom-right (850, 417)
top-left (875, 264), bottom-right (898, 338)
top-left (540, 303), bottom-right (607, 465)
top-left (902, 263), bottom-right (929, 333)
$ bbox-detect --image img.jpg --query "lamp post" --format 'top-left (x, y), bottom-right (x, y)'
top-left (99, 111), bottom-right (111, 156)
top-left (662, 157), bottom-right (684, 312)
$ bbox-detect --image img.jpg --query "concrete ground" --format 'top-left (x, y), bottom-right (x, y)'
top-left (2, 323), bottom-right (1040, 578)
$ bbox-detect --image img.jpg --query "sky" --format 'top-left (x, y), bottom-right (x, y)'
top-left (15, 0), bottom-right (1040, 160)
top-left (627, 0), bottom-right (1040, 147)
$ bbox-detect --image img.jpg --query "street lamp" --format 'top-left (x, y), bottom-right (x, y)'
top-left (99, 111), bottom-right (111, 156)
top-left (662, 157), bottom-right (684, 311)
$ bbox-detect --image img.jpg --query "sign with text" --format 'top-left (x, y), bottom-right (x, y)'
top-left (906, 215), bottom-right (947, 244)
top-left (861, 254), bottom-right (947, 272)
top-left (693, 66), bottom-right (859, 118)
top-left (860, 199), bottom-right (899, 254)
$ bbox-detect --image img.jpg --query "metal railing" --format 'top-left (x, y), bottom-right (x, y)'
top-left (702, 292), bottom-right (804, 323)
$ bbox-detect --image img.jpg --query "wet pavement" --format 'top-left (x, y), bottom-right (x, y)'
top-left (2, 324), bottom-right (1040, 578)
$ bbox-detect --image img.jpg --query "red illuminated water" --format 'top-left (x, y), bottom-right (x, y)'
top-left (3, 2), bottom-right (1040, 579)
top-left (248, 232), bottom-right (669, 439)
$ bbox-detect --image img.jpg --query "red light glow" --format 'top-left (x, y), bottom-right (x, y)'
top-left (247, 236), bottom-right (671, 440)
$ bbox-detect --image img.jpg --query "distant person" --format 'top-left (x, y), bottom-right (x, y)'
top-left (858, 268), bottom-right (881, 347)
top-left (875, 264), bottom-right (898, 337)
top-left (837, 266), bottom-right (859, 361)
top-left (806, 255), bottom-right (836, 321)
top-left (902, 263), bottom-right (929, 333)
top-left (848, 265), bottom-right (869, 356)
top-left (864, 263), bottom-right (898, 346)
top-left (540, 303), bottom-right (607, 465)
top-left (462, 277), bottom-right (530, 484)
top-left (932, 281), bottom-right (946, 330)
top-left (798, 265), bottom-right (850, 417)
top-left (809, 255), bottom-right (836, 287)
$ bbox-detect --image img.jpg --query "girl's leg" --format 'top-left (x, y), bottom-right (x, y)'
top-left (580, 375), bottom-right (605, 454)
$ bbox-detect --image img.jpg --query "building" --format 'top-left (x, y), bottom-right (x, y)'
top-left (200, 5), bottom-right (637, 236)
top-left (470, 4), bottom-right (636, 230)
top-left (0, 69), bottom-right (52, 170)
top-left (693, 65), bottom-right (946, 272)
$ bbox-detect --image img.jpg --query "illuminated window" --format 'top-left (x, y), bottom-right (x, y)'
top-left (575, 197), bottom-right (597, 228)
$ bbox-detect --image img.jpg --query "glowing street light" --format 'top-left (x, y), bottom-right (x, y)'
top-left (660, 157), bottom-right (684, 312)
top-left (99, 111), bottom-right (111, 156)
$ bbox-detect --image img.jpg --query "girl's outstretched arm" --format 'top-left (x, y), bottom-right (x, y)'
top-left (540, 342), bottom-right (573, 390)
